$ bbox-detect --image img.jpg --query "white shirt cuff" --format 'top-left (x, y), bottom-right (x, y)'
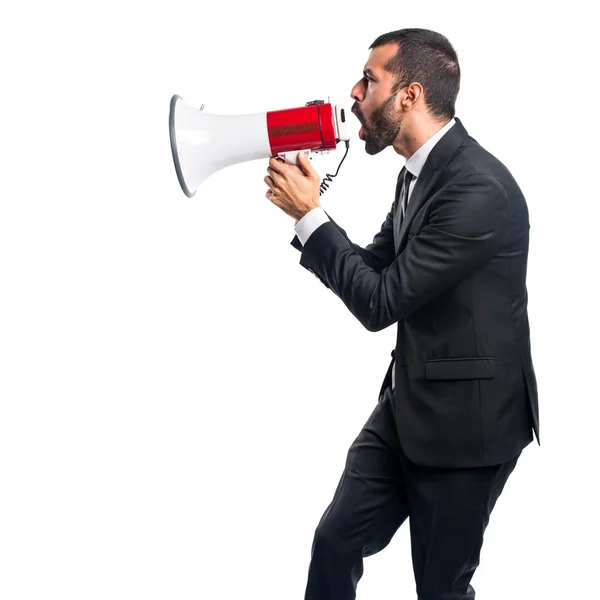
top-left (294, 207), bottom-right (330, 246)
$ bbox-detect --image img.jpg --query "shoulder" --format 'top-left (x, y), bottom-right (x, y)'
top-left (448, 137), bottom-right (525, 202)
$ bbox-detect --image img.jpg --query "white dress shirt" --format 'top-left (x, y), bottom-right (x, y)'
top-left (294, 118), bottom-right (456, 390)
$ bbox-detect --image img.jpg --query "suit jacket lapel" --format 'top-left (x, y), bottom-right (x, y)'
top-left (395, 159), bottom-right (441, 253)
top-left (394, 118), bottom-right (470, 255)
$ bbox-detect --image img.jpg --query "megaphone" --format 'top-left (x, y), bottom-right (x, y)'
top-left (168, 95), bottom-right (353, 198)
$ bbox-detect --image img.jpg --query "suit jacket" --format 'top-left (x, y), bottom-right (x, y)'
top-left (290, 118), bottom-right (539, 468)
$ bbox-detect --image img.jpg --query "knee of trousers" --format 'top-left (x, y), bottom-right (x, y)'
top-left (312, 521), bottom-right (360, 555)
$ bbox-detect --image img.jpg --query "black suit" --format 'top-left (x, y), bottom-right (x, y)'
top-left (290, 118), bottom-right (539, 599)
top-left (291, 117), bottom-right (538, 468)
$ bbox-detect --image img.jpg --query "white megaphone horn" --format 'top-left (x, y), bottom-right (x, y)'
top-left (168, 95), bottom-right (354, 198)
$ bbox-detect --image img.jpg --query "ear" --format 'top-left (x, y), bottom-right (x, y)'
top-left (403, 82), bottom-right (423, 110)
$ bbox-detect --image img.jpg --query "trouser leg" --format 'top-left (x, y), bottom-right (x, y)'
top-left (304, 387), bottom-right (408, 600)
top-left (405, 451), bottom-right (520, 600)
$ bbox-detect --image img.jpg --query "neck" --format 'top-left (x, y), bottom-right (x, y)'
top-left (393, 115), bottom-right (451, 160)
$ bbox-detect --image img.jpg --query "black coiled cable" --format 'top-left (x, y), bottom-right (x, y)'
top-left (319, 140), bottom-right (350, 196)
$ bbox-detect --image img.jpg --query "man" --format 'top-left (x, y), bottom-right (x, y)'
top-left (264, 28), bottom-right (539, 600)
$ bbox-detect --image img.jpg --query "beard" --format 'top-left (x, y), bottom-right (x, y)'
top-left (354, 92), bottom-right (401, 155)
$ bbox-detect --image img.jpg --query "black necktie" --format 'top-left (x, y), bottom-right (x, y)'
top-left (400, 169), bottom-right (414, 223)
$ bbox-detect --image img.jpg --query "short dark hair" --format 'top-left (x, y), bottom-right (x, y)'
top-left (369, 28), bottom-right (460, 120)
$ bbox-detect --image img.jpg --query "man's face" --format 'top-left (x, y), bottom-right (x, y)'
top-left (350, 44), bottom-right (403, 155)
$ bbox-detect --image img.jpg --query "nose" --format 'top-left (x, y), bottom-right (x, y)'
top-left (350, 79), bottom-right (364, 104)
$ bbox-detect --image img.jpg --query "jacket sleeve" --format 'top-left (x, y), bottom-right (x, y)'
top-left (296, 173), bottom-right (509, 332)
top-left (290, 205), bottom-right (396, 274)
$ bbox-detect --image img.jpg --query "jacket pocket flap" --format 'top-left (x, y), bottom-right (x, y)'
top-left (425, 357), bottom-right (495, 380)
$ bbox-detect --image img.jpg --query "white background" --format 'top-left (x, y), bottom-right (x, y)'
top-left (1, 1), bottom-right (598, 599)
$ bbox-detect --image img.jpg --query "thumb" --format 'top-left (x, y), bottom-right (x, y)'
top-left (297, 150), bottom-right (313, 175)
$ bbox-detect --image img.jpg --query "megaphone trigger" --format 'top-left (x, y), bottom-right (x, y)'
top-left (276, 149), bottom-right (312, 165)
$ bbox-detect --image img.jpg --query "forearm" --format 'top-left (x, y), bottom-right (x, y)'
top-left (291, 207), bottom-right (395, 273)
top-left (297, 174), bottom-right (508, 332)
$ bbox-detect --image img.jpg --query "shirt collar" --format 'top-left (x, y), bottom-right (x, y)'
top-left (405, 118), bottom-right (456, 178)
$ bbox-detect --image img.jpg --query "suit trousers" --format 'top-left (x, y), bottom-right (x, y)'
top-left (304, 384), bottom-right (520, 600)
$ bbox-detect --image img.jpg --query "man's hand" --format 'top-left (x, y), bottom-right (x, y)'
top-left (264, 151), bottom-right (321, 222)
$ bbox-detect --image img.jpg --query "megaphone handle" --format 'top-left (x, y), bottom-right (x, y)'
top-left (277, 149), bottom-right (311, 165)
